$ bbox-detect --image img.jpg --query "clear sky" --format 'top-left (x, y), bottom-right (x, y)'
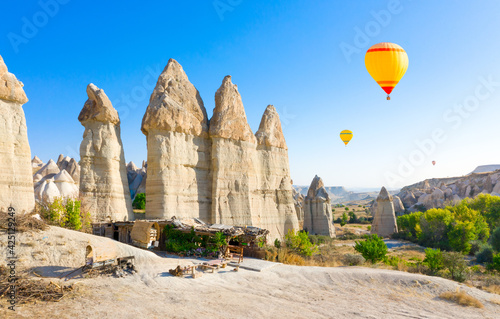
top-left (2, 0), bottom-right (500, 190)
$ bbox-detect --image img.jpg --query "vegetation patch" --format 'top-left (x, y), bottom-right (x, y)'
top-left (439, 289), bottom-right (483, 308)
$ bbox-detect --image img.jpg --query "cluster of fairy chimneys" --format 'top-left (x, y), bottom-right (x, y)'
top-left (76, 58), bottom-right (299, 239)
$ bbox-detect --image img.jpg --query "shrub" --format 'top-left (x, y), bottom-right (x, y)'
top-left (443, 252), bottom-right (469, 282)
top-left (354, 234), bottom-right (387, 263)
top-left (469, 240), bottom-right (483, 256)
top-left (384, 256), bottom-right (408, 269)
top-left (489, 226), bottom-right (500, 252)
top-left (64, 198), bottom-right (82, 230)
top-left (475, 244), bottom-right (494, 264)
top-left (345, 207), bottom-right (349, 211)
top-left (439, 290), bottom-right (483, 308)
top-left (274, 238), bottom-right (281, 249)
top-left (343, 254), bottom-right (365, 266)
top-left (308, 234), bottom-right (331, 245)
top-left (340, 212), bottom-right (348, 227)
top-left (285, 229), bottom-right (318, 257)
top-left (423, 248), bottom-right (444, 274)
top-left (486, 253), bottom-right (500, 272)
top-left (133, 193), bottom-right (146, 210)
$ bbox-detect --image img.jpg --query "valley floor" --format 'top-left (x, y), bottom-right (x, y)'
top-left (1, 227), bottom-right (499, 319)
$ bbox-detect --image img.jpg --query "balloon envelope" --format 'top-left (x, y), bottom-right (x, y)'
top-left (340, 130), bottom-right (353, 146)
top-left (365, 42), bottom-right (408, 99)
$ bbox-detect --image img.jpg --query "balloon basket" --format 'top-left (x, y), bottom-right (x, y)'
top-left (387, 95), bottom-right (391, 100)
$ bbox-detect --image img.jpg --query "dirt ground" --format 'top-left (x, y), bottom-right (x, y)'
top-left (1, 226), bottom-right (500, 319)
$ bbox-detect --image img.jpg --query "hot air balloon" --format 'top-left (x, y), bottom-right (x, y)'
top-left (432, 161), bottom-right (436, 166)
top-left (340, 130), bottom-right (353, 146)
top-left (365, 42), bottom-right (408, 100)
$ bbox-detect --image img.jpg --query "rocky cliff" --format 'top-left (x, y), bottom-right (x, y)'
top-left (0, 55), bottom-right (35, 213)
top-left (79, 84), bottom-right (133, 221)
top-left (396, 169), bottom-right (500, 212)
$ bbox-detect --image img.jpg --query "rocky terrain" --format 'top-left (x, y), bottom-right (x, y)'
top-left (2, 226), bottom-right (499, 319)
top-left (395, 167), bottom-right (500, 212)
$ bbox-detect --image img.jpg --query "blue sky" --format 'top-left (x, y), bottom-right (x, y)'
top-left (2, 0), bottom-right (500, 189)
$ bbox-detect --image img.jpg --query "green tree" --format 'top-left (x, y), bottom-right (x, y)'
top-left (340, 212), bottom-right (348, 227)
top-left (64, 198), bottom-right (82, 230)
top-left (354, 234), bottom-right (387, 263)
top-left (133, 193), bottom-right (146, 209)
top-left (443, 252), bottom-right (469, 282)
top-left (419, 208), bottom-right (453, 250)
top-left (285, 229), bottom-right (318, 257)
top-left (489, 226), bottom-right (500, 252)
top-left (423, 248), bottom-right (444, 274)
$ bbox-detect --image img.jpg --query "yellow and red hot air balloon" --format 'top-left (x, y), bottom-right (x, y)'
top-left (340, 130), bottom-right (352, 146)
top-left (365, 42), bottom-right (408, 100)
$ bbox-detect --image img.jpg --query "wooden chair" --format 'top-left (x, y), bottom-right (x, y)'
top-left (225, 245), bottom-right (244, 269)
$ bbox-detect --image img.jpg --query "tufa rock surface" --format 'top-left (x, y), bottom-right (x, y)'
top-left (141, 59), bottom-right (211, 220)
top-left (303, 175), bottom-right (335, 238)
top-left (0, 55), bottom-right (35, 213)
top-left (371, 187), bottom-right (398, 237)
top-left (79, 84), bottom-right (133, 222)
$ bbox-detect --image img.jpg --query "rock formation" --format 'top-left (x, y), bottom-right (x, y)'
top-left (32, 156), bottom-right (44, 174)
top-left (371, 187), bottom-right (398, 237)
top-left (254, 105), bottom-right (299, 237)
top-left (0, 55), bottom-right (35, 213)
top-left (79, 83), bottom-right (133, 222)
top-left (141, 59), bottom-right (211, 220)
top-left (392, 195), bottom-right (405, 216)
top-left (140, 60), bottom-right (299, 239)
top-left (292, 187), bottom-right (304, 221)
top-left (210, 75), bottom-right (259, 227)
top-left (303, 175), bottom-right (335, 238)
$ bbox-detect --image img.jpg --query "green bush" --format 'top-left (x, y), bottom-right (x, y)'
top-left (423, 248), bottom-right (444, 274)
top-left (64, 198), bottom-right (82, 230)
top-left (354, 234), bottom-right (387, 263)
top-left (487, 253), bottom-right (500, 272)
top-left (475, 244), bottom-right (494, 264)
top-left (274, 238), bottom-right (281, 249)
top-left (443, 252), bottom-right (469, 282)
top-left (133, 193), bottom-right (146, 210)
top-left (285, 229), bottom-right (318, 257)
top-left (489, 226), bottom-right (500, 252)
top-left (343, 254), bottom-right (365, 266)
top-left (340, 212), bottom-right (348, 227)
top-left (308, 234), bottom-right (331, 245)
top-left (469, 240), bottom-right (483, 256)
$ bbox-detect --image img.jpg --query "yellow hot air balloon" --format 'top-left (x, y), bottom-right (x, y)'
top-left (340, 130), bottom-right (353, 146)
top-left (365, 42), bottom-right (408, 100)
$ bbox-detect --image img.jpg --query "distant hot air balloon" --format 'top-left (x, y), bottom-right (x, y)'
top-left (340, 130), bottom-right (353, 146)
top-left (365, 42), bottom-right (409, 100)
top-left (432, 160), bottom-right (436, 166)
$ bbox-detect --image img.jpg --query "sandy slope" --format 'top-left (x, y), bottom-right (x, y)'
top-left (1, 226), bottom-right (499, 319)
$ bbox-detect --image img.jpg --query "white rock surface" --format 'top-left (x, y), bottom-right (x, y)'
top-left (141, 59), bottom-right (211, 220)
top-left (303, 175), bottom-right (335, 238)
top-left (79, 84), bottom-right (133, 222)
top-left (371, 187), bottom-right (398, 237)
top-left (0, 55), bottom-right (35, 213)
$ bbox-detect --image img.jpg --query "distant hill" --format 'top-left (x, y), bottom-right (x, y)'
top-left (469, 165), bottom-right (500, 174)
top-left (292, 185), bottom-right (396, 204)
